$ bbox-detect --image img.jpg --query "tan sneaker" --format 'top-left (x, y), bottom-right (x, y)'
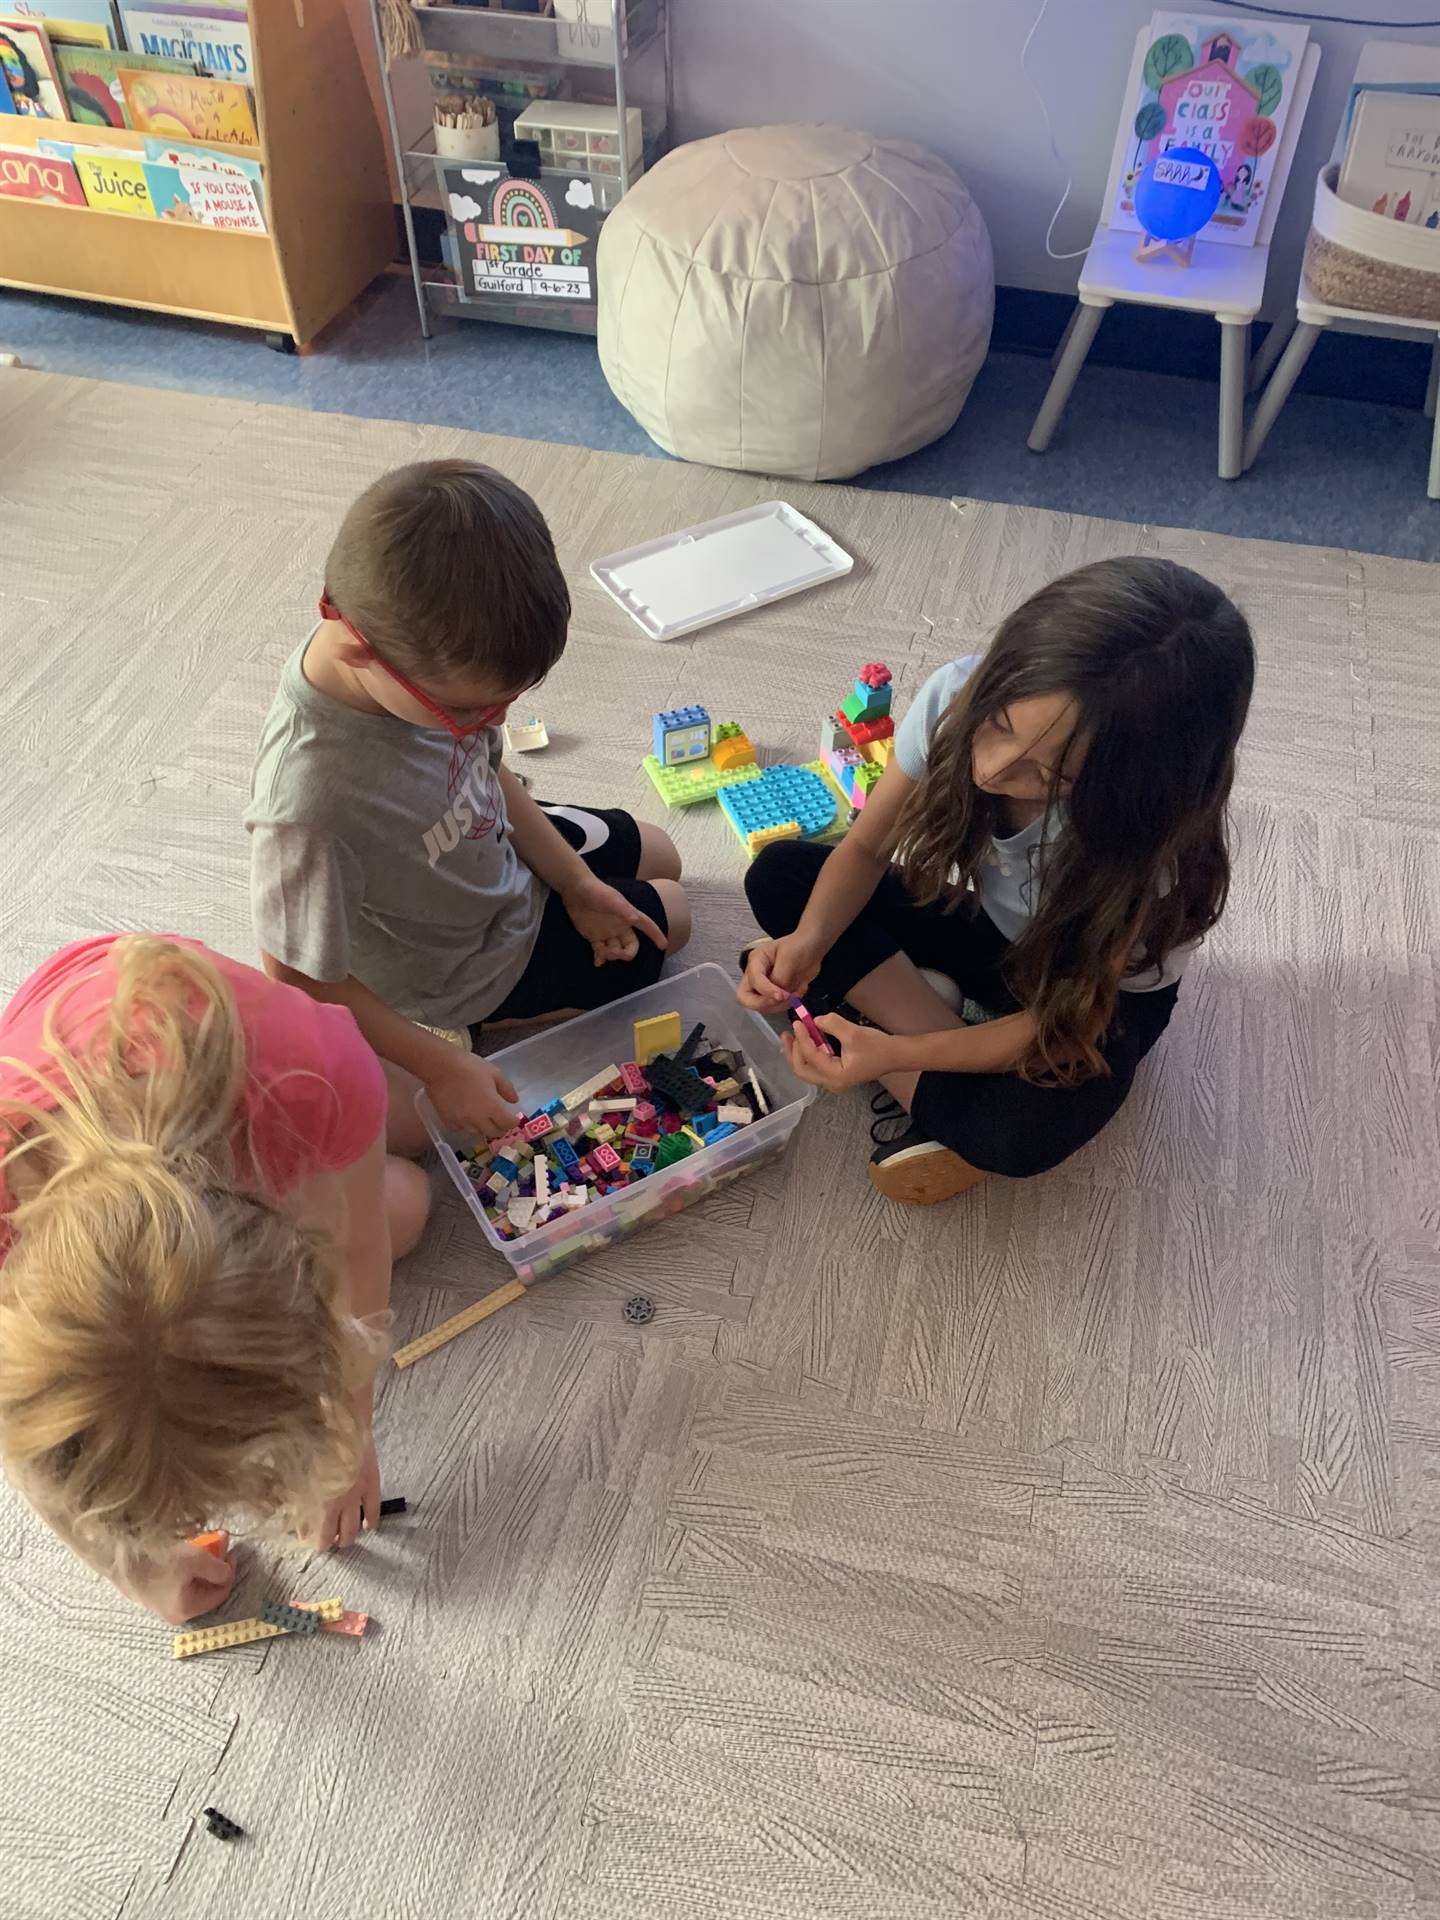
top-left (868, 1127), bottom-right (989, 1205)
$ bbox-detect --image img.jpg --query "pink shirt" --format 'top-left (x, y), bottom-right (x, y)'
top-left (0, 937), bottom-right (386, 1232)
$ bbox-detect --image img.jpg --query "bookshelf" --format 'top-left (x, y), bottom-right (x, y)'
top-left (0, 0), bottom-right (396, 350)
top-left (371, 0), bottom-right (673, 337)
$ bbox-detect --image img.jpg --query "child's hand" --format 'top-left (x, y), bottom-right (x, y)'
top-left (783, 1012), bottom-right (899, 1091)
top-left (738, 935), bottom-right (824, 1011)
top-left (426, 1051), bottom-right (520, 1139)
top-left (560, 874), bottom-right (666, 966)
top-left (134, 1537), bottom-right (238, 1625)
top-left (310, 1433), bottom-right (380, 1554)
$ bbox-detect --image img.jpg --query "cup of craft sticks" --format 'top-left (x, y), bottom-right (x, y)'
top-left (434, 92), bottom-right (500, 161)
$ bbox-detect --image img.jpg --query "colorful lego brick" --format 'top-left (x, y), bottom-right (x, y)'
top-left (710, 728), bottom-right (756, 772)
top-left (858, 662), bottom-right (892, 690)
top-left (391, 1279), bottom-right (529, 1368)
top-left (507, 1197), bottom-right (537, 1235)
top-left (692, 1109), bottom-right (720, 1135)
top-left (842, 686), bottom-right (886, 726)
top-left (654, 1131), bottom-right (694, 1168)
top-left (653, 705), bottom-right (712, 767)
top-left (291, 1597), bottom-right (345, 1621)
top-left (790, 998), bottom-right (837, 1056)
top-left (551, 1137), bottom-right (581, 1177)
top-left (865, 734), bottom-right (894, 770)
top-left (522, 1114), bottom-right (553, 1142)
top-left (837, 710), bottom-right (895, 750)
top-left (561, 1064), bottom-right (622, 1111)
top-left (821, 714), bottom-right (851, 757)
top-left (629, 1140), bottom-right (656, 1169)
top-left (533, 1154), bottom-right (549, 1206)
top-left (620, 1062), bottom-right (648, 1095)
top-left (747, 1068), bottom-right (770, 1115)
top-left (319, 1610), bottom-right (369, 1637)
top-left (708, 1123), bottom-right (738, 1143)
top-left (589, 1096), bottom-right (636, 1114)
top-left (642, 749), bottom-right (761, 810)
top-left (675, 1022), bottom-right (707, 1066)
top-left (259, 1598), bottom-right (322, 1636)
top-left (719, 764), bottom-right (837, 857)
top-left (716, 1103), bottom-right (753, 1127)
top-left (634, 1012), bottom-right (682, 1065)
top-left (644, 1055), bottom-right (712, 1117)
top-left (203, 1808), bottom-right (244, 1842)
top-left (588, 1142), bottom-right (622, 1175)
top-left (490, 1155), bottom-right (520, 1184)
top-left (173, 1617), bottom-right (288, 1659)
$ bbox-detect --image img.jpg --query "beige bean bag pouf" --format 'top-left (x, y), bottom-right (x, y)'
top-left (597, 124), bottom-right (994, 481)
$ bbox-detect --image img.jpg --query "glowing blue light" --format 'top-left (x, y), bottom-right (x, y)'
top-left (1133, 145), bottom-right (1222, 243)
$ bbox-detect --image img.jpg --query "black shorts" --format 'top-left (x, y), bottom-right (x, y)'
top-left (471, 804), bottom-right (668, 1037)
top-left (745, 840), bottom-right (1179, 1180)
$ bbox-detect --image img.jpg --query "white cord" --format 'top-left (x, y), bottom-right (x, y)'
top-left (1021, 0), bottom-right (1091, 261)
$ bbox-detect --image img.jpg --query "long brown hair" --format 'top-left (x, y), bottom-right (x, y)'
top-left (891, 557), bottom-right (1255, 1083)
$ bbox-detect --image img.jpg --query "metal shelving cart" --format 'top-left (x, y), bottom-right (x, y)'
top-left (369, 0), bottom-right (674, 337)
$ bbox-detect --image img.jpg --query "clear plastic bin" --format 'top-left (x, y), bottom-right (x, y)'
top-left (417, 964), bottom-right (815, 1284)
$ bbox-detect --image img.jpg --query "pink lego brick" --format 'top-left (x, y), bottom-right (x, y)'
top-left (620, 1062), bottom-right (648, 1095)
top-left (589, 1143), bottom-right (622, 1174)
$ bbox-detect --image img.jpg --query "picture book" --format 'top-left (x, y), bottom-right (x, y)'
top-left (0, 138), bottom-right (85, 197)
top-left (72, 140), bottom-right (155, 212)
top-left (1111, 12), bottom-right (1310, 246)
top-left (1339, 91), bottom-right (1440, 228)
top-left (5, 0), bottom-right (118, 38)
top-left (43, 17), bottom-right (113, 48)
top-left (144, 151), bottom-right (261, 228)
top-left (0, 16), bottom-right (68, 117)
top-left (119, 65), bottom-right (254, 143)
top-left (1333, 41), bottom-right (1440, 165)
top-left (54, 41), bottom-right (192, 126)
top-left (120, 7), bottom-right (251, 80)
top-left (0, 65), bottom-right (12, 108)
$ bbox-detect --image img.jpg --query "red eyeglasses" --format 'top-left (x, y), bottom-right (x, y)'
top-left (318, 595), bottom-right (512, 739)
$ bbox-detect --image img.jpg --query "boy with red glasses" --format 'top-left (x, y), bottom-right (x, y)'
top-left (246, 460), bottom-right (691, 1142)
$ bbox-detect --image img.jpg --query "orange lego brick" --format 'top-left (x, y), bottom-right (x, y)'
top-left (319, 1610), bottom-right (369, 1637)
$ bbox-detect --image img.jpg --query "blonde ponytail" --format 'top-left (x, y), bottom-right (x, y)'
top-left (0, 937), bottom-right (378, 1562)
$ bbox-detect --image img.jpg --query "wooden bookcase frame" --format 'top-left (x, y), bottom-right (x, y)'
top-left (0, 0), bottom-right (395, 348)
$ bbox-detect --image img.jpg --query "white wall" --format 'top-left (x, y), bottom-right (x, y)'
top-left (346, 1), bottom-right (1440, 315)
top-left (670, 0), bottom-right (1440, 312)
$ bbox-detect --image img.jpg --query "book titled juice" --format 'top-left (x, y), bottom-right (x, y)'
top-left (74, 147), bottom-right (156, 216)
top-left (119, 69), bottom-right (257, 146)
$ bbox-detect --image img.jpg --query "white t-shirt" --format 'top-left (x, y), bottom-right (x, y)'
top-left (892, 657), bottom-right (1193, 993)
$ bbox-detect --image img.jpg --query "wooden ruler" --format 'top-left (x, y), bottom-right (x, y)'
top-left (392, 1279), bottom-right (528, 1370)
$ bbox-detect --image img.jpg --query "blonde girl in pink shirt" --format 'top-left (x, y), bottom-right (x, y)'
top-left (0, 934), bottom-right (431, 1623)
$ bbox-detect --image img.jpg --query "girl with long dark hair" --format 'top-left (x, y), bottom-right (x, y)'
top-left (739, 556), bottom-right (1256, 1204)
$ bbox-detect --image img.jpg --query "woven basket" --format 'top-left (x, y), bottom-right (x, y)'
top-left (1304, 162), bottom-right (1440, 323)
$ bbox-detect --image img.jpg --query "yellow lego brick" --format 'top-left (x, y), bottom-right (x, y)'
top-left (710, 730), bottom-right (756, 772)
top-left (292, 1597), bottom-right (345, 1622)
top-left (633, 1011), bottom-right (682, 1066)
top-left (392, 1279), bottom-right (529, 1369)
top-left (865, 735), bottom-right (894, 769)
top-left (745, 818), bottom-right (801, 855)
top-left (173, 1617), bottom-right (287, 1659)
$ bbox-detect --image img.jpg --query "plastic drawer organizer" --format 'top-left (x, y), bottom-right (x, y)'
top-left (419, 966), bottom-right (815, 1283)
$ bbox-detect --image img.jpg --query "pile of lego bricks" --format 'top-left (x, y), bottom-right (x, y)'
top-left (460, 1014), bottom-right (772, 1243)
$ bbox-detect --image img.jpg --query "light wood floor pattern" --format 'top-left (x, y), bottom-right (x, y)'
top-left (0, 371), bottom-right (1437, 1919)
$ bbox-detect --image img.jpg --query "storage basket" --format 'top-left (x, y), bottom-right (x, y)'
top-left (1305, 162), bottom-right (1440, 323)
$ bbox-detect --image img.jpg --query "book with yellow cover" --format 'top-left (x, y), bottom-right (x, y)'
top-left (74, 145), bottom-right (156, 215)
top-left (118, 69), bottom-right (256, 146)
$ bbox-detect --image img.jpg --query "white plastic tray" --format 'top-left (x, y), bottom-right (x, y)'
top-left (591, 501), bottom-right (854, 642)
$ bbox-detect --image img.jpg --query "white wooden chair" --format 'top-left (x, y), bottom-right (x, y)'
top-left (1028, 32), bottom-right (1321, 480)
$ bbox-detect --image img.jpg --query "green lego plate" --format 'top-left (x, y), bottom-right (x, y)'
top-left (643, 752), bottom-right (762, 810)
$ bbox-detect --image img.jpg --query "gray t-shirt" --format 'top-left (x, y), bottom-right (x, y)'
top-left (246, 639), bottom-right (544, 1027)
top-left (893, 656), bottom-right (1193, 992)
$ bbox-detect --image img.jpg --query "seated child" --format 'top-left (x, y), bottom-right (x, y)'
top-left (246, 459), bottom-right (691, 1142)
top-left (740, 556), bottom-right (1255, 1204)
top-left (0, 935), bottom-right (430, 1621)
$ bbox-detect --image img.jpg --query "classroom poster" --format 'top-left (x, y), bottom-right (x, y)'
top-left (441, 164), bottom-right (603, 306)
top-left (1112, 12), bottom-right (1310, 244)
